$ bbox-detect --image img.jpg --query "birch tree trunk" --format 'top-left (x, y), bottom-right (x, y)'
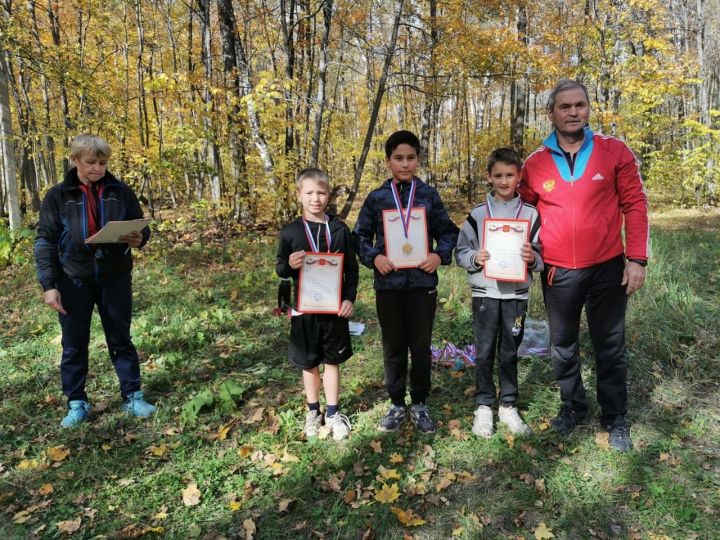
top-left (0, 53), bottom-right (21, 229)
top-left (310, 0), bottom-right (332, 166)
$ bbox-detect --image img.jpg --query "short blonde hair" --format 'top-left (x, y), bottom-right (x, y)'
top-left (296, 167), bottom-right (330, 190)
top-left (69, 134), bottom-right (112, 161)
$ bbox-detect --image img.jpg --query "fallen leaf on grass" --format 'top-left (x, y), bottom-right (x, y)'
top-left (389, 453), bottom-right (404, 464)
top-left (148, 444), bottom-right (169, 458)
top-left (13, 510), bottom-right (33, 524)
top-left (595, 432), bottom-right (610, 449)
top-left (521, 443), bottom-right (537, 457)
top-left (370, 440), bottom-right (382, 454)
top-left (17, 459), bottom-right (43, 470)
top-left (535, 478), bottom-right (546, 493)
top-left (435, 472), bottom-right (456, 492)
top-left (538, 421), bottom-right (550, 432)
top-left (38, 483), bottom-right (54, 495)
top-left (452, 526), bottom-right (465, 536)
top-left (519, 473), bottom-right (535, 484)
top-left (534, 522), bottom-right (555, 539)
top-left (243, 407), bottom-right (264, 425)
top-left (216, 424), bottom-right (232, 440)
top-left (376, 465), bottom-right (400, 482)
top-left (278, 498), bottom-right (294, 512)
top-left (238, 445), bottom-right (254, 458)
top-left (504, 433), bottom-right (515, 448)
top-left (118, 478), bottom-right (135, 487)
top-left (228, 500), bottom-right (242, 512)
top-left (101, 444), bottom-right (112, 452)
top-left (658, 453), bottom-right (681, 467)
top-left (243, 518), bottom-right (256, 540)
top-left (281, 450), bottom-right (300, 463)
top-left (47, 446), bottom-right (70, 462)
top-left (390, 507), bottom-right (426, 526)
top-left (153, 506), bottom-right (168, 521)
top-left (343, 489), bottom-right (356, 504)
top-left (375, 483), bottom-right (400, 504)
top-left (182, 482), bottom-right (201, 506)
top-left (56, 517), bottom-right (82, 534)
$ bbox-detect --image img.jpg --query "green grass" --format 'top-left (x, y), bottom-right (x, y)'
top-left (1, 209), bottom-right (719, 539)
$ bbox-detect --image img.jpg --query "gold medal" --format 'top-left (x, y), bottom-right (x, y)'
top-left (402, 242), bottom-right (413, 255)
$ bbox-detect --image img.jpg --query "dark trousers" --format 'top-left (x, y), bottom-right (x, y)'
top-left (376, 288), bottom-right (437, 405)
top-left (58, 272), bottom-right (141, 402)
top-left (541, 255), bottom-right (628, 424)
top-left (472, 297), bottom-right (527, 406)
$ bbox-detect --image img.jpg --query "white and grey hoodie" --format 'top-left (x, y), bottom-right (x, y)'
top-left (455, 192), bottom-right (543, 300)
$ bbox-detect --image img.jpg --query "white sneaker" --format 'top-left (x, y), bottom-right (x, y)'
top-left (325, 412), bottom-right (352, 440)
top-left (472, 405), bottom-right (494, 438)
top-left (498, 405), bottom-right (532, 435)
top-left (304, 410), bottom-right (322, 438)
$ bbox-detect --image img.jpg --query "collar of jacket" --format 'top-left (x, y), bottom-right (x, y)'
top-left (543, 125), bottom-right (594, 156)
top-left (61, 167), bottom-right (123, 192)
top-left (382, 177), bottom-right (426, 190)
top-left (485, 191), bottom-right (522, 216)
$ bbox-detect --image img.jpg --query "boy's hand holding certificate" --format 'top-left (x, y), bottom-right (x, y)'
top-left (482, 218), bottom-right (530, 282)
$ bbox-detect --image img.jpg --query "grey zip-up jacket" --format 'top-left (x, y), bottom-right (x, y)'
top-left (455, 192), bottom-right (543, 299)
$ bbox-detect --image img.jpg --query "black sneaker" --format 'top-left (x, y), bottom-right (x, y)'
top-left (550, 405), bottom-right (588, 435)
top-left (607, 420), bottom-right (633, 452)
top-left (410, 404), bottom-right (436, 434)
top-left (378, 405), bottom-right (407, 432)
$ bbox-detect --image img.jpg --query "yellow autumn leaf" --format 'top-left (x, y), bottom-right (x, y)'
top-left (435, 472), bottom-right (457, 492)
top-left (504, 433), bottom-right (515, 448)
top-left (281, 451), bottom-right (300, 463)
top-left (375, 483), bottom-right (400, 504)
top-left (182, 482), bottom-right (201, 507)
top-left (452, 526), bottom-right (465, 536)
top-left (238, 445), bottom-right (254, 458)
top-left (13, 510), bottom-right (33, 524)
top-left (148, 444), bottom-right (169, 457)
top-left (101, 444), bottom-right (112, 452)
top-left (153, 506), bottom-right (169, 521)
top-left (534, 522), bottom-right (555, 539)
top-left (390, 506), bottom-right (426, 527)
top-left (47, 446), bottom-right (70, 462)
top-left (217, 424), bottom-right (231, 440)
top-left (38, 483), bottom-right (54, 495)
top-left (56, 517), bottom-right (82, 533)
top-left (228, 500), bottom-right (242, 512)
top-left (17, 459), bottom-right (40, 470)
top-left (389, 453), bottom-right (404, 464)
top-left (377, 465), bottom-right (401, 481)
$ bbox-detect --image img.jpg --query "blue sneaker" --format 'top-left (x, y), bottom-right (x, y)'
top-left (61, 400), bottom-right (90, 428)
top-left (122, 391), bottom-right (157, 418)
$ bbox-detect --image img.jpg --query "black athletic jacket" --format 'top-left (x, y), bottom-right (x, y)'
top-left (276, 215), bottom-right (359, 305)
top-left (34, 168), bottom-right (150, 291)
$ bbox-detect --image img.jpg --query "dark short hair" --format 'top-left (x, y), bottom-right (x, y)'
top-left (487, 147), bottom-right (522, 173)
top-left (546, 79), bottom-right (590, 111)
top-left (385, 130), bottom-right (421, 158)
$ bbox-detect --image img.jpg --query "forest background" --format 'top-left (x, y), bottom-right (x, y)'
top-left (1, 1), bottom-right (720, 539)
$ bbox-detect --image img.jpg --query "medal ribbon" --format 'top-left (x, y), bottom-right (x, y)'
top-left (390, 178), bottom-right (416, 239)
top-left (302, 216), bottom-right (332, 252)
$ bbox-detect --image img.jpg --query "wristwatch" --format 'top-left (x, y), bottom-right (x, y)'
top-left (627, 258), bottom-right (647, 267)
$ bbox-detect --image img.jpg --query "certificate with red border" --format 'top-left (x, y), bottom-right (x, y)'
top-left (382, 207), bottom-right (429, 268)
top-left (482, 218), bottom-right (530, 282)
top-left (297, 252), bottom-right (344, 314)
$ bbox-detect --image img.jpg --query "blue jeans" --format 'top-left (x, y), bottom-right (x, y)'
top-left (58, 272), bottom-right (141, 402)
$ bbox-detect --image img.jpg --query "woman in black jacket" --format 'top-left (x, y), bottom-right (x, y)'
top-left (35, 134), bottom-right (156, 427)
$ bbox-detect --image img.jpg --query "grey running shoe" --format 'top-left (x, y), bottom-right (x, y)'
top-left (472, 405), bottom-right (494, 438)
top-left (304, 409), bottom-right (322, 438)
top-left (325, 412), bottom-right (352, 440)
top-left (498, 405), bottom-right (532, 435)
top-left (607, 419), bottom-right (633, 452)
top-left (378, 405), bottom-right (407, 432)
top-left (410, 403), bottom-right (436, 434)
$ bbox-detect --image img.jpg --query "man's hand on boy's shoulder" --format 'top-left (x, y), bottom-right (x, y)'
top-left (373, 254), bottom-right (397, 276)
top-left (338, 300), bottom-right (354, 318)
top-left (418, 252), bottom-right (441, 274)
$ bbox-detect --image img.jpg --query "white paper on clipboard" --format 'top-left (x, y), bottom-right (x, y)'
top-left (85, 218), bottom-right (151, 244)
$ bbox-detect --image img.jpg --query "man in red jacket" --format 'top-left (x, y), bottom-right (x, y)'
top-left (519, 79), bottom-right (649, 451)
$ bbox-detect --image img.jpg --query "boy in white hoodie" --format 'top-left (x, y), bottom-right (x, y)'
top-left (455, 148), bottom-right (543, 437)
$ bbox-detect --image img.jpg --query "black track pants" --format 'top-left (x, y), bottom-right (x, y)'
top-left (541, 255), bottom-right (628, 424)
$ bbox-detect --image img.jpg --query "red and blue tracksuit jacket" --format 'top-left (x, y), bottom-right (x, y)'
top-left (519, 126), bottom-right (649, 269)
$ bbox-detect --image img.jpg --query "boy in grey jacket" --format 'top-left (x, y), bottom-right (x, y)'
top-left (455, 148), bottom-right (543, 437)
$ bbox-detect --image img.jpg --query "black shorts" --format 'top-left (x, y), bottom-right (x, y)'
top-left (288, 313), bottom-right (353, 369)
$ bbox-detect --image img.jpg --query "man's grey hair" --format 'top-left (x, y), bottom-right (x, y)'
top-left (546, 79), bottom-right (590, 111)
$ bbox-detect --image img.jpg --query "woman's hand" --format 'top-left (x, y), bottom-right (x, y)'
top-left (43, 289), bottom-right (67, 315)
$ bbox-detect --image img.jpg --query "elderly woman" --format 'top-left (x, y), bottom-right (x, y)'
top-left (35, 134), bottom-right (156, 427)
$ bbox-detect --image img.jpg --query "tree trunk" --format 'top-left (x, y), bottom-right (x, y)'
top-left (510, 6), bottom-right (528, 156)
top-left (310, 0), bottom-right (333, 166)
top-left (0, 52), bottom-right (21, 229)
top-left (339, 0), bottom-right (405, 219)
